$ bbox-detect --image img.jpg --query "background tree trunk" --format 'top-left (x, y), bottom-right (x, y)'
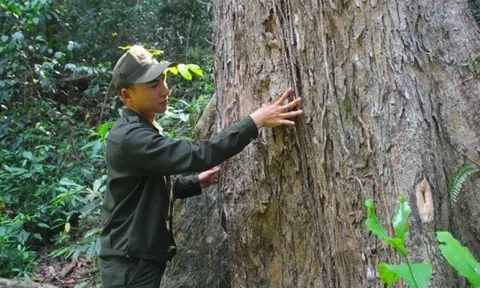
top-left (209, 0), bottom-right (480, 287)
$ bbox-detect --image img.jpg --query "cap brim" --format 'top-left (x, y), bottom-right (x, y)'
top-left (133, 62), bottom-right (177, 84)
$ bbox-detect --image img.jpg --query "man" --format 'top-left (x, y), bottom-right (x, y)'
top-left (99, 45), bottom-right (303, 287)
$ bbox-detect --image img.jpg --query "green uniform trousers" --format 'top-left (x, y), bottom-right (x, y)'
top-left (100, 256), bottom-right (166, 287)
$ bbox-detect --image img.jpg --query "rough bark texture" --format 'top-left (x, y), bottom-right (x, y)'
top-left (207, 0), bottom-right (480, 287)
top-left (161, 92), bottom-right (229, 287)
top-left (161, 183), bottom-right (231, 288)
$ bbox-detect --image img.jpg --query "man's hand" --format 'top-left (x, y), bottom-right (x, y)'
top-left (249, 87), bottom-right (303, 128)
top-left (198, 166), bottom-right (220, 188)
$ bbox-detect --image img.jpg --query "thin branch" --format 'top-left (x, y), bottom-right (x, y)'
top-left (98, 82), bottom-right (113, 127)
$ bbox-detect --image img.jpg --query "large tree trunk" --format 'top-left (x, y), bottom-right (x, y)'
top-left (210, 0), bottom-right (480, 287)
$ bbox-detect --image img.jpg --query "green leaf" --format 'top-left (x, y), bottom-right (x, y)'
top-left (37, 223), bottom-right (50, 229)
top-left (17, 230), bottom-right (30, 245)
top-left (92, 177), bottom-right (104, 193)
top-left (118, 45), bottom-right (132, 51)
top-left (449, 164), bottom-right (480, 204)
top-left (21, 151), bottom-right (33, 160)
top-left (392, 196), bottom-right (411, 241)
top-left (166, 66), bottom-right (179, 75)
top-left (379, 263), bottom-right (401, 288)
top-left (84, 228), bottom-right (101, 239)
top-left (32, 233), bottom-right (42, 241)
top-left (53, 191), bottom-right (78, 205)
top-left (179, 113), bottom-right (190, 122)
top-left (59, 178), bottom-right (82, 187)
top-left (35, 35), bottom-right (46, 43)
top-left (97, 121), bottom-right (114, 140)
top-left (436, 231), bottom-right (480, 287)
top-left (10, 5), bottom-right (22, 16)
top-left (186, 64), bottom-right (204, 77)
top-left (49, 246), bottom-right (70, 257)
top-left (169, 96), bottom-right (191, 107)
top-left (382, 263), bottom-right (432, 288)
top-left (3, 165), bottom-right (28, 174)
top-left (149, 49), bottom-right (164, 56)
top-left (54, 51), bottom-right (64, 59)
top-left (65, 63), bottom-right (77, 71)
top-left (365, 199), bottom-right (408, 256)
top-left (365, 199), bottom-right (391, 240)
top-left (177, 64), bottom-right (192, 80)
top-left (390, 238), bottom-right (408, 256)
top-left (11, 31), bottom-right (24, 43)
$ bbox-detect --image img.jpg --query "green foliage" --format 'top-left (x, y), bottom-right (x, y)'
top-left (459, 53), bottom-right (480, 68)
top-left (449, 163), bottom-right (480, 204)
top-left (436, 231), bottom-right (480, 287)
top-left (49, 227), bottom-right (102, 261)
top-left (379, 263), bottom-right (401, 287)
top-left (1, 0), bottom-right (214, 282)
top-left (380, 263), bottom-right (432, 288)
top-left (0, 99), bottom-right (106, 277)
top-left (58, 0), bottom-right (214, 120)
top-left (365, 197), bottom-right (432, 288)
top-left (392, 197), bottom-right (411, 242)
top-left (159, 94), bottom-right (212, 140)
top-left (166, 63), bottom-right (204, 81)
top-left (1, 0), bottom-right (215, 129)
top-left (365, 197), bottom-right (409, 256)
top-left (470, 0), bottom-right (480, 25)
top-left (60, 0), bottom-right (212, 65)
top-left (0, 0), bottom-right (55, 100)
top-left (0, 0), bottom-right (112, 103)
top-left (97, 122), bottom-right (115, 141)
top-left (0, 214), bottom-right (38, 278)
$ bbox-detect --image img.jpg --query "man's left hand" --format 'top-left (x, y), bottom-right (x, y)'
top-left (199, 166), bottom-right (220, 188)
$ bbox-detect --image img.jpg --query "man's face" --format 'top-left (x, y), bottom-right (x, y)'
top-left (124, 74), bottom-right (170, 115)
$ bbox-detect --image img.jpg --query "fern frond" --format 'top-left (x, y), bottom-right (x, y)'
top-left (449, 163), bottom-right (480, 204)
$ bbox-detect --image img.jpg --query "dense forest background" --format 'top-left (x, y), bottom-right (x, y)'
top-left (1, 0), bottom-right (213, 286)
top-left (1, 0), bottom-right (480, 287)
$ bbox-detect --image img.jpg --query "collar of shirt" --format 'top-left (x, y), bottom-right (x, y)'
top-left (122, 108), bottom-right (164, 135)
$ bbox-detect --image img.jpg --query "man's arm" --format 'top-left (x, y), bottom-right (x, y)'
top-left (173, 166), bottom-right (219, 199)
top-left (122, 88), bottom-right (302, 175)
top-left (172, 175), bottom-right (202, 199)
top-left (122, 116), bottom-right (258, 175)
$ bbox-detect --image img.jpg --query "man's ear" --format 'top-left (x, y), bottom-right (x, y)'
top-left (120, 88), bottom-right (132, 103)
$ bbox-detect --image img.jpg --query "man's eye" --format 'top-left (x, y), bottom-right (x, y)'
top-left (150, 83), bottom-right (158, 88)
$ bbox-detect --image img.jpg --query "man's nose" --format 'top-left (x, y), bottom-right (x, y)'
top-left (160, 84), bottom-right (169, 93)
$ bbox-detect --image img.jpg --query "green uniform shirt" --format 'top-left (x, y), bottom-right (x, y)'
top-left (100, 108), bottom-right (258, 263)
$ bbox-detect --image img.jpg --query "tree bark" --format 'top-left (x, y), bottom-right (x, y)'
top-left (211, 0), bottom-right (480, 287)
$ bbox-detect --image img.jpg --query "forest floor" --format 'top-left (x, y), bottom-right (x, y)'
top-left (31, 248), bottom-right (99, 288)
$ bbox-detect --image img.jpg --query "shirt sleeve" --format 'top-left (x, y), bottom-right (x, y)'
top-left (173, 175), bottom-right (202, 199)
top-left (121, 116), bottom-right (258, 175)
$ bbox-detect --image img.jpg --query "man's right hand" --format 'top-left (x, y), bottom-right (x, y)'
top-left (250, 87), bottom-right (303, 128)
